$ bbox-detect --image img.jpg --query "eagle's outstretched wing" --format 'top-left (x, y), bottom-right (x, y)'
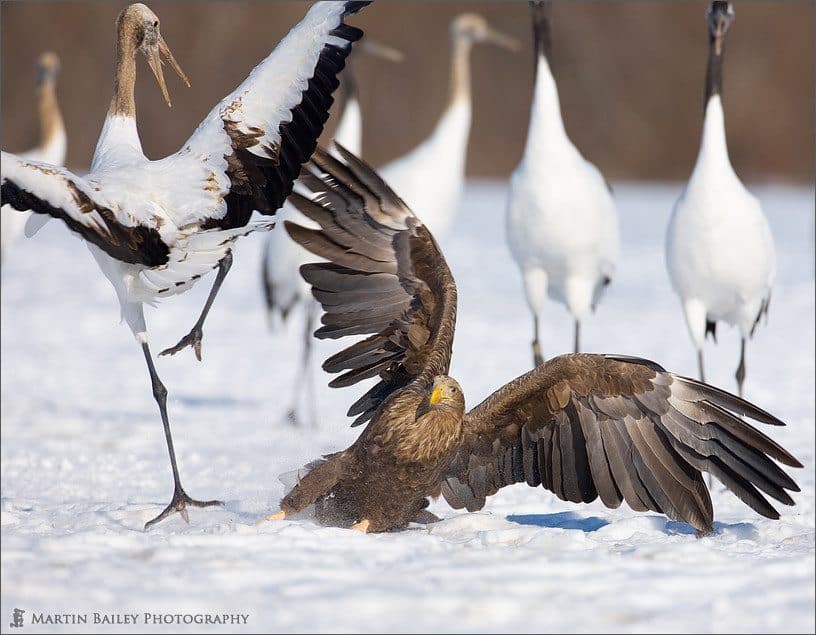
top-left (286, 145), bottom-right (457, 426)
top-left (443, 354), bottom-right (801, 534)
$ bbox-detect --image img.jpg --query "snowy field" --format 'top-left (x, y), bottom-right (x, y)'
top-left (1, 181), bottom-right (814, 633)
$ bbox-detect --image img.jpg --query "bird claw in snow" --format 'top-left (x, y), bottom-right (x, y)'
top-left (144, 488), bottom-right (222, 530)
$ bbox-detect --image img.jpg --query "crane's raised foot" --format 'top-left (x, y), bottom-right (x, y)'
top-left (144, 486), bottom-right (222, 530)
top-left (160, 326), bottom-right (204, 361)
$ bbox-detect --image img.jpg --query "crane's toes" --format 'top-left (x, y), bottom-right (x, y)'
top-left (160, 328), bottom-right (204, 361)
top-left (144, 490), bottom-right (222, 530)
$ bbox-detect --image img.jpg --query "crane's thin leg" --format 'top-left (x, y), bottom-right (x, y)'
top-left (574, 319), bottom-right (581, 354)
top-left (287, 302), bottom-right (318, 427)
top-left (736, 337), bottom-right (746, 398)
top-left (160, 251), bottom-right (233, 361)
top-left (304, 303), bottom-right (319, 428)
top-left (141, 339), bottom-right (221, 529)
top-left (532, 314), bottom-right (544, 368)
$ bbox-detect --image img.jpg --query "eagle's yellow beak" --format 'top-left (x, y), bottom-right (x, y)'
top-left (429, 384), bottom-right (445, 406)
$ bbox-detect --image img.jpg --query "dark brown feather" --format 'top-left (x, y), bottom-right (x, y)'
top-left (286, 145), bottom-right (458, 426)
top-left (273, 146), bottom-right (800, 536)
top-left (443, 354), bottom-right (800, 533)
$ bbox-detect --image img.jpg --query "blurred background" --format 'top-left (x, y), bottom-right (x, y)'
top-left (1, 0), bottom-right (813, 182)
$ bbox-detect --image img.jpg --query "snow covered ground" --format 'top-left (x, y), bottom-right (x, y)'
top-left (1, 181), bottom-right (813, 634)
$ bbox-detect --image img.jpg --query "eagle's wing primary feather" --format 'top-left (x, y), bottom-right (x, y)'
top-left (286, 144), bottom-right (458, 426)
top-left (443, 354), bottom-right (801, 533)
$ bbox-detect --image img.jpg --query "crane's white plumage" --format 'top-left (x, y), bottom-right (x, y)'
top-left (666, 0), bottom-right (776, 395)
top-left (1, 1), bottom-right (370, 527)
top-left (667, 96), bottom-right (775, 349)
top-left (378, 14), bottom-right (518, 239)
top-left (6, 1), bottom-right (366, 336)
top-left (378, 100), bottom-right (469, 239)
top-left (666, 1), bottom-right (774, 399)
top-left (506, 2), bottom-right (618, 365)
top-left (1, 52), bottom-right (66, 262)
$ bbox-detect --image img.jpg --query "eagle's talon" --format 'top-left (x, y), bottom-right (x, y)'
top-left (351, 519), bottom-right (370, 533)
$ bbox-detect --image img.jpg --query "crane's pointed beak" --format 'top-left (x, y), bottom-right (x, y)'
top-left (713, 18), bottom-right (726, 55)
top-left (483, 26), bottom-right (521, 52)
top-left (146, 45), bottom-right (171, 107)
top-left (159, 35), bottom-right (190, 88)
top-left (146, 35), bottom-right (189, 109)
top-left (36, 51), bottom-right (60, 85)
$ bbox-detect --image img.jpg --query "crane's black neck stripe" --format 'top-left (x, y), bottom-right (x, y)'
top-left (530, 0), bottom-right (553, 69)
top-left (704, 33), bottom-right (725, 106)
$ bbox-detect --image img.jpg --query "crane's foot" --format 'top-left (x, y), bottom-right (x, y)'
top-left (286, 409), bottom-right (299, 426)
top-left (144, 486), bottom-right (222, 530)
top-left (286, 408), bottom-right (317, 428)
top-left (736, 361), bottom-right (746, 398)
top-left (160, 326), bottom-right (204, 361)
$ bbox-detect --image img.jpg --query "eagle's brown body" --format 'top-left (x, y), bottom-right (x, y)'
top-left (268, 145), bottom-right (801, 535)
top-left (282, 383), bottom-right (465, 532)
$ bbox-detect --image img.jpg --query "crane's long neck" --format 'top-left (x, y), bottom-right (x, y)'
top-left (696, 33), bottom-right (732, 173)
top-left (448, 35), bottom-right (472, 108)
top-left (36, 77), bottom-right (66, 161)
top-left (531, 0), bottom-right (553, 67)
top-left (109, 27), bottom-right (138, 118)
top-left (696, 93), bottom-right (733, 177)
top-left (421, 32), bottom-right (472, 178)
top-left (93, 27), bottom-right (144, 170)
top-left (704, 29), bottom-right (725, 106)
top-left (523, 2), bottom-right (569, 160)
